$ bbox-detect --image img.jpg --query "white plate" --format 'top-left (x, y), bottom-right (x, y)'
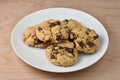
top-left (11, 8), bottom-right (109, 73)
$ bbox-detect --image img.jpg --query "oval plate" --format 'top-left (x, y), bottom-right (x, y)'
top-left (11, 8), bottom-right (109, 73)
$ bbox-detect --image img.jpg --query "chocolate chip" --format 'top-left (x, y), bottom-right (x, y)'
top-left (87, 28), bottom-right (91, 32)
top-left (65, 47), bottom-right (73, 53)
top-left (93, 35), bottom-right (99, 40)
top-left (38, 27), bottom-right (43, 31)
top-left (65, 47), bottom-right (74, 56)
top-left (64, 26), bottom-right (68, 28)
top-left (49, 21), bottom-right (60, 27)
top-left (51, 54), bottom-right (56, 59)
top-left (71, 32), bottom-right (77, 39)
top-left (79, 41), bottom-right (84, 48)
top-left (86, 31), bottom-right (89, 35)
top-left (69, 32), bottom-right (77, 42)
top-left (50, 23), bottom-right (56, 27)
top-left (87, 41), bottom-right (94, 47)
top-left (36, 39), bottom-right (43, 44)
top-left (64, 19), bottom-right (69, 23)
top-left (56, 35), bottom-right (62, 41)
top-left (68, 38), bottom-right (74, 42)
top-left (73, 42), bottom-right (76, 48)
top-left (59, 46), bottom-right (64, 49)
top-left (56, 21), bottom-right (61, 25)
top-left (45, 40), bottom-right (51, 44)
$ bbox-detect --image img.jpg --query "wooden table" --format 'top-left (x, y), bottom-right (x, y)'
top-left (0, 0), bottom-right (120, 80)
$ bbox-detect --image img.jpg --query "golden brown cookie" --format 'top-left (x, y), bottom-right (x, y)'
top-left (22, 26), bottom-right (49, 48)
top-left (70, 27), bottom-right (99, 54)
top-left (61, 19), bottom-right (82, 31)
top-left (36, 19), bottom-right (69, 43)
top-left (46, 41), bottom-right (78, 67)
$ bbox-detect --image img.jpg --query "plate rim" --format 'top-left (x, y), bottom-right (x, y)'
top-left (11, 7), bottom-right (109, 73)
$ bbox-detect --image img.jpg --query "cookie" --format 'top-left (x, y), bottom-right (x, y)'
top-left (36, 20), bottom-right (52, 42)
top-left (36, 19), bottom-right (69, 43)
top-left (46, 41), bottom-right (78, 67)
top-left (61, 19), bottom-right (82, 31)
top-left (51, 23), bottom-right (69, 43)
top-left (70, 27), bottom-right (99, 54)
top-left (22, 26), bottom-right (49, 48)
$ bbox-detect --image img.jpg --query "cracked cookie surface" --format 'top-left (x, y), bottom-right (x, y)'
top-left (46, 41), bottom-right (78, 67)
top-left (70, 27), bottom-right (99, 54)
top-left (61, 19), bottom-right (82, 31)
top-left (36, 19), bottom-right (69, 43)
top-left (22, 26), bottom-right (49, 48)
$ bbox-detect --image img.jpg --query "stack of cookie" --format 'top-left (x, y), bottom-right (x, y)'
top-left (22, 19), bottom-right (99, 67)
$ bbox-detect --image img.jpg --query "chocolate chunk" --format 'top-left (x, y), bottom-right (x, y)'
top-left (68, 38), bottom-right (74, 42)
top-left (50, 23), bottom-right (56, 27)
top-left (51, 54), bottom-right (55, 59)
top-left (73, 42), bottom-right (76, 48)
top-left (65, 47), bottom-right (73, 53)
top-left (64, 19), bottom-right (69, 23)
top-left (34, 37), bottom-right (43, 44)
top-left (59, 46), bottom-right (64, 49)
top-left (87, 41), bottom-right (94, 47)
top-left (79, 41), bottom-right (84, 48)
top-left (65, 47), bottom-right (74, 56)
top-left (87, 28), bottom-right (91, 32)
top-left (38, 27), bottom-right (43, 31)
top-left (86, 31), bottom-right (89, 35)
top-left (56, 35), bottom-right (62, 41)
top-left (69, 32), bottom-right (77, 42)
top-left (45, 40), bottom-right (51, 44)
top-left (64, 26), bottom-right (68, 28)
top-left (49, 21), bottom-right (60, 27)
top-left (93, 35), bottom-right (99, 40)
top-left (36, 39), bottom-right (43, 44)
top-left (56, 21), bottom-right (61, 25)
top-left (71, 32), bottom-right (77, 39)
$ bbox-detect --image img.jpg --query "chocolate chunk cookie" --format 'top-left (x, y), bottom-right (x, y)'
top-left (46, 41), bottom-right (78, 67)
top-left (36, 20), bottom-right (52, 42)
top-left (36, 19), bottom-right (69, 43)
top-left (70, 27), bottom-right (99, 54)
top-left (61, 19), bottom-right (82, 31)
top-left (22, 26), bottom-right (49, 48)
top-left (51, 23), bottom-right (69, 43)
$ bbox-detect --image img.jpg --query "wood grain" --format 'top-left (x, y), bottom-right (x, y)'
top-left (0, 0), bottom-right (120, 80)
